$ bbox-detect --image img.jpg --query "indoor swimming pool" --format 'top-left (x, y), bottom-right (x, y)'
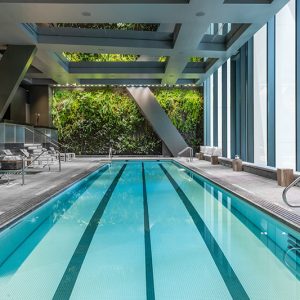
top-left (0, 160), bottom-right (299, 299)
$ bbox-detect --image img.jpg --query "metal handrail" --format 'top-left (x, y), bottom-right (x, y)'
top-left (25, 126), bottom-right (62, 149)
top-left (108, 147), bottom-right (113, 160)
top-left (282, 176), bottom-right (300, 207)
top-left (34, 127), bottom-right (65, 149)
top-left (283, 247), bottom-right (300, 272)
top-left (25, 126), bottom-right (68, 161)
top-left (178, 147), bottom-right (193, 162)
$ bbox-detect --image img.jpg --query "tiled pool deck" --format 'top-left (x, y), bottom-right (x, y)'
top-left (0, 156), bottom-right (300, 231)
top-left (0, 157), bottom-right (105, 229)
top-left (175, 158), bottom-right (300, 231)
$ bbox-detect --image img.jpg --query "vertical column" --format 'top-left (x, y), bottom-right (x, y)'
top-left (297, 0), bottom-right (300, 170)
top-left (253, 25), bottom-right (268, 166)
top-left (213, 72), bottom-right (218, 146)
top-left (240, 45), bottom-right (247, 161)
top-left (247, 38), bottom-right (254, 163)
top-left (222, 62), bottom-right (228, 157)
top-left (235, 55), bottom-right (241, 157)
top-left (267, 17), bottom-right (276, 167)
top-left (204, 80), bottom-right (207, 146)
top-left (230, 59), bottom-right (237, 158)
top-left (227, 59), bottom-right (231, 158)
top-left (204, 79), bottom-right (211, 146)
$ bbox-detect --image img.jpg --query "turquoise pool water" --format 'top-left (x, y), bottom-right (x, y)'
top-left (0, 160), bottom-right (299, 299)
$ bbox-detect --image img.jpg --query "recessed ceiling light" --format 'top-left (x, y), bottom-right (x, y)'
top-left (196, 11), bottom-right (205, 17)
top-left (82, 11), bottom-right (91, 17)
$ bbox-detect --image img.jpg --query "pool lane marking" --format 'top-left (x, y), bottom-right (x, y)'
top-left (0, 166), bottom-right (110, 272)
top-left (52, 164), bottom-right (127, 300)
top-left (142, 163), bottom-right (155, 300)
top-left (159, 164), bottom-right (250, 300)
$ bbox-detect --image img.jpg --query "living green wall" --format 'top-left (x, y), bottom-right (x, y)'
top-left (51, 88), bottom-right (203, 155)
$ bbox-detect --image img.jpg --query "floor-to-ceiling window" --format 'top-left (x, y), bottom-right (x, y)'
top-left (210, 74), bottom-right (214, 146)
top-left (218, 67), bottom-right (222, 147)
top-left (276, 0), bottom-right (296, 169)
top-left (227, 59), bottom-right (231, 158)
top-left (254, 25), bottom-right (267, 166)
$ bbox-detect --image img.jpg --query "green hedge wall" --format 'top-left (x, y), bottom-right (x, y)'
top-left (51, 88), bottom-right (203, 155)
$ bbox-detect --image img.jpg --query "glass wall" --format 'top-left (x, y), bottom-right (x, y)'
top-left (203, 0), bottom-right (299, 169)
top-left (227, 59), bottom-right (231, 158)
top-left (253, 25), bottom-right (267, 166)
top-left (210, 74), bottom-right (214, 146)
top-left (218, 67), bottom-right (222, 147)
top-left (275, 0), bottom-right (296, 169)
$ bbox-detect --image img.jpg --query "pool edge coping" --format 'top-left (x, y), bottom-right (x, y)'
top-left (0, 163), bottom-right (107, 231)
top-left (174, 159), bottom-right (300, 233)
top-left (1, 158), bottom-right (300, 234)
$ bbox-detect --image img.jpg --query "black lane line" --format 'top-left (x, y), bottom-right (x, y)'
top-left (142, 163), bottom-right (155, 300)
top-left (53, 164), bottom-right (127, 300)
top-left (0, 165), bottom-right (109, 271)
top-left (159, 164), bottom-right (250, 300)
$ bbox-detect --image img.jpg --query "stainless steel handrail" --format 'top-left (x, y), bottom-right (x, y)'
top-left (282, 176), bottom-right (300, 207)
top-left (25, 127), bottom-right (67, 161)
top-left (283, 247), bottom-right (300, 271)
top-left (33, 127), bottom-right (64, 149)
top-left (108, 147), bottom-right (113, 160)
top-left (178, 147), bottom-right (193, 162)
top-left (25, 127), bottom-right (60, 149)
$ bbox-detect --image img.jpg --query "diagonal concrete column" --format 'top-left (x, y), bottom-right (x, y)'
top-left (0, 45), bottom-right (37, 120)
top-left (127, 87), bottom-right (188, 156)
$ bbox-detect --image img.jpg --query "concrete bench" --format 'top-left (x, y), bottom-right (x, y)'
top-left (218, 157), bottom-right (233, 168)
top-left (242, 162), bottom-right (277, 180)
top-left (200, 146), bottom-right (222, 165)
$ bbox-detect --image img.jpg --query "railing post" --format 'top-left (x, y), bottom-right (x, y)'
top-left (22, 158), bottom-right (25, 185)
top-left (58, 151), bottom-right (61, 172)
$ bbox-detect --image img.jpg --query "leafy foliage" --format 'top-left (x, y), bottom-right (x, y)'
top-left (62, 52), bottom-right (168, 63)
top-left (62, 52), bottom-right (138, 62)
top-left (54, 23), bottom-right (159, 31)
top-left (52, 88), bottom-right (203, 155)
top-left (153, 88), bottom-right (203, 152)
top-left (190, 57), bottom-right (204, 62)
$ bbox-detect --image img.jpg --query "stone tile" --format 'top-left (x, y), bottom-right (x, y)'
top-left (176, 158), bottom-right (300, 231)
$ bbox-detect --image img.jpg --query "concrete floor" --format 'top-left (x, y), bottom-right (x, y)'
top-left (0, 157), bottom-right (105, 228)
top-left (176, 158), bottom-right (300, 229)
top-left (1, 156), bottom-right (300, 230)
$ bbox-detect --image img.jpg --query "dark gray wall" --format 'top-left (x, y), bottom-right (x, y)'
top-left (10, 87), bottom-right (28, 123)
top-left (29, 85), bottom-right (51, 127)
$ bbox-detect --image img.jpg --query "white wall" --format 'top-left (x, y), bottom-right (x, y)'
top-left (254, 25), bottom-right (267, 166)
top-left (275, 0), bottom-right (296, 169)
top-left (210, 74), bottom-right (214, 146)
top-left (227, 59), bottom-right (231, 158)
top-left (218, 67), bottom-right (222, 147)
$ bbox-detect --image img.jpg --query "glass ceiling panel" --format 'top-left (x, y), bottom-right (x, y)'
top-left (62, 52), bottom-right (168, 62)
top-left (39, 23), bottom-right (160, 31)
top-left (205, 23), bottom-right (233, 36)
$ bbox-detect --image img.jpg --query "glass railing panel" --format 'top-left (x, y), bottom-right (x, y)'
top-left (25, 126), bottom-right (34, 145)
top-left (0, 124), bottom-right (5, 144)
top-left (16, 125), bottom-right (25, 144)
top-left (5, 124), bottom-right (15, 143)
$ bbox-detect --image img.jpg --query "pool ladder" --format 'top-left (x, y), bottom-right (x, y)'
top-left (282, 176), bottom-right (300, 207)
top-left (283, 234), bottom-right (300, 277)
top-left (108, 147), bottom-right (113, 161)
top-left (178, 147), bottom-right (193, 162)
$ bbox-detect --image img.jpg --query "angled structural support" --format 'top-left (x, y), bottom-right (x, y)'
top-left (127, 87), bottom-right (188, 156)
top-left (0, 45), bottom-right (37, 120)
